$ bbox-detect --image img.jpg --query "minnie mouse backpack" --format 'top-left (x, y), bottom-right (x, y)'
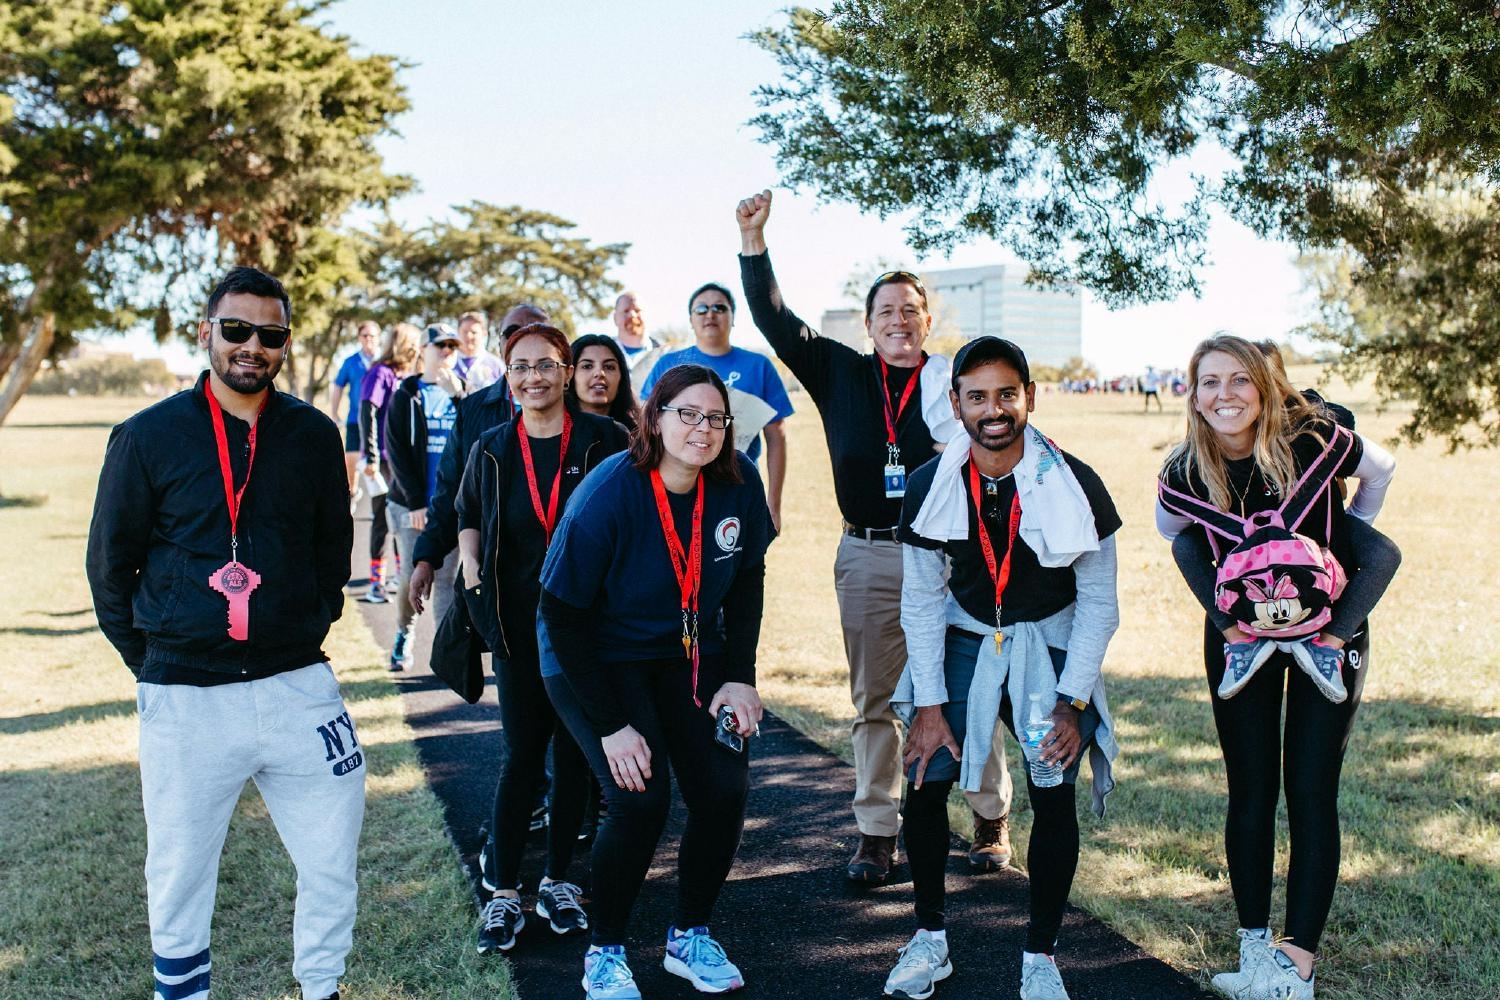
top-left (1158, 426), bottom-right (1354, 640)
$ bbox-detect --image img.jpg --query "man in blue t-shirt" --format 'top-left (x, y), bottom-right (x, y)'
top-left (329, 320), bottom-right (380, 489)
top-left (641, 282), bottom-right (794, 530)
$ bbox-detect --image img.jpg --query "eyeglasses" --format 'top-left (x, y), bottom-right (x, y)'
top-left (209, 317), bottom-right (292, 349)
top-left (871, 270), bottom-right (926, 295)
top-left (433, 342), bottom-right (457, 352)
top-left (662, 405), bottom-right (733, 429)
top-left (506, 360), bottom-right (565, 375)
top-left (692, 303), bottom-right (731, 316)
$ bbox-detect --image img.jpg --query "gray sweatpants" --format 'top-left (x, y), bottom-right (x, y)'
top-left (138, 663), bottom-right (366, 1000)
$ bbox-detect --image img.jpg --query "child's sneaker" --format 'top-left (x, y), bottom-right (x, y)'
top-left (583, 946), bottom-right (641, 1000)
top-left (1210, 928), bottom-right (1273, 998)
top-left (1288, 637), bottom-right (1347, 703)
top-left (1219, 639), bottom-right (1275, 699)
top-left (664, 925), bottom-right (744, 993)
top-left (1246, 947), bottom-right (1314, 999)
top-left (536, 879), bottom-right (588, 934)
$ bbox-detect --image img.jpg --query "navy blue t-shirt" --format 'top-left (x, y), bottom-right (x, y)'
top-left (539, 451), bottom-right (772, 676)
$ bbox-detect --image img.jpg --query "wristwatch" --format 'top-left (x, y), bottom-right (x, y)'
top-left (1056, 694), bottom-right (1088, 712)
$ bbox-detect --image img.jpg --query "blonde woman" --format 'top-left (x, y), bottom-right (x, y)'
top-left (357, 322), bottom-right (421, 602)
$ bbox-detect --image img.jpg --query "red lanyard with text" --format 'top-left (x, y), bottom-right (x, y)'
top-left (878, 355), bottom-right (923, 463)
top-left (968, 460), bottom-right (1022, 655)
top-left (649, 468), bottom-right (705, 705)
top-left (516, 410), bottom-right (572, 544)
top-left (204, 385), bottom-right (267, 641)
top-left (205, 386), bottom-right (267, 560)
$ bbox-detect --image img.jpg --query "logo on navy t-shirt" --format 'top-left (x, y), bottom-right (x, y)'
top-left (715, 517), bottom-right (741, 553)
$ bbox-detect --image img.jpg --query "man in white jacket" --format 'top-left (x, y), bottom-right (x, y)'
top-left (885, 337), bottom-right (1122, 1000)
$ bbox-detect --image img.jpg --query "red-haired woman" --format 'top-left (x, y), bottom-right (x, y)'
top-left (456, 324), bottom-right (629, 956)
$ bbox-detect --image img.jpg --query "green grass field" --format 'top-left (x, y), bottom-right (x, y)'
top-left (1, 376), bottom-right (1496, 998)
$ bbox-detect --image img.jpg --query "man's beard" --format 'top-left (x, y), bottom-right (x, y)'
top-left (965, 414), bottom-right (1020, 452)
top-left (212, 349), bottom-right (280, 394)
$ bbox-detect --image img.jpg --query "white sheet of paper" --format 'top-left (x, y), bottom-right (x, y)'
top-left (727, 387), bottom-right (778, 453)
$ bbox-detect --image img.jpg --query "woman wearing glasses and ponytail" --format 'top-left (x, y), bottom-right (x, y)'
top-left (456, 324), bottom-right (630, 956)
top-left (539, 364), bottom-right (773, 1000)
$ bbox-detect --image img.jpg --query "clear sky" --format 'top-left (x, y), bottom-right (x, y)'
top-left (127, 0), bottom-right (1311, 376)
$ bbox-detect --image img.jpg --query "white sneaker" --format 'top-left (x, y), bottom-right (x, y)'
top-left (883, 929), bottom-right (952, 999)
top-left (1019, 953), bottom-right (1071, 1000)
top-left (1246, 948), bottom-right (1314, 1000)
top-left (1210, 928), bottom-right (1274, 998)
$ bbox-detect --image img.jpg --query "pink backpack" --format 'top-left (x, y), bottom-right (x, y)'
top-left (1158, 426), bottom-right (1354, 640)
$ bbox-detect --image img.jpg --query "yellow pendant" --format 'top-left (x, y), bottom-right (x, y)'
top-left (682, 633), bottom-right (693, 658)
top-left (994, 631), bottom-right (1004, 655)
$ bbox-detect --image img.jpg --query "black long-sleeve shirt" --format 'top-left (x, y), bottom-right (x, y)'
top-left (740, 251), bottom-right (939, 529)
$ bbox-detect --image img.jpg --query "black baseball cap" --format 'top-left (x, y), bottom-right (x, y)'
top-left (951, 336), bottom-right (1031, 388)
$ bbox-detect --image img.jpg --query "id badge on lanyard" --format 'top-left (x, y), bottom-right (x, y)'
top-left (884, 443), bottom-right (907, 499)
top-left (879, 356), bottom-right (923, 498)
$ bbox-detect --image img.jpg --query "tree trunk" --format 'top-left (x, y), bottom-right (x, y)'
top-left (0, 312), bottom-right (56, 431)
top-left (0, 340), bottom-right (21, 386)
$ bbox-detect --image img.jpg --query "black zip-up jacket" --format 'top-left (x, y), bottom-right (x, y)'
top-left (454, 408), bottom-right (628, 660)
top-left (385, 374), bottom-right (454, 510)
top-left (86, 373), bottom-right (353, 680)
top-left (412, 377), bottom-right (514, 567)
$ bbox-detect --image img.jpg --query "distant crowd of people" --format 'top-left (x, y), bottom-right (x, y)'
top-left (84, 188), bottom-right (1399, 1000)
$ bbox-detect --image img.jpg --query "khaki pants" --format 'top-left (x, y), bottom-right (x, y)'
top-left (834, 534), bottom-right (1012, 837)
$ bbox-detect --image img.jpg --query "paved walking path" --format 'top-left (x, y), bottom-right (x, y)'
top-left (348, 511), bottom-right (1208, 999)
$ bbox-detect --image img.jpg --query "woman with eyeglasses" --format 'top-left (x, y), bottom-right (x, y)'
top-left (456, 323), bottom-right (631, 956)
top-left (569, 333), bottom-right (639, 430)
top-left (358, 322), bottom-right (421, 604)
top-left (538, 364), bottom-right (773, 999)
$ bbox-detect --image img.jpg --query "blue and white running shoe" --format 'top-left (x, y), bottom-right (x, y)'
top-left (664, 925), bottom-right (745, 993)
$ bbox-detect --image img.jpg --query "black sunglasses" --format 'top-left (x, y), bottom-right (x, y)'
top-left (210, 317), bottom-right (292, 350)
top-left (692, 303), bottom-right (731, 315)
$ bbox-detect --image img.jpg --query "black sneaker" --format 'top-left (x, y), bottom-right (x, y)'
top-left (477, 895), bottom-right (524, 954)
top-left (536, 880), bottom-right (589, 935)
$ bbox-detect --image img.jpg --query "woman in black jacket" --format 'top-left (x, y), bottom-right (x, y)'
top-left (456, 323), bottom-right (629, 957)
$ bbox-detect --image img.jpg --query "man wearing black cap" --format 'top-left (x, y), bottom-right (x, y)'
top-left (736, 190), bottom-right (1014, 884)
top-left (383, 322), bottom-right (464, 671)
top-left (884, 336), bottom-right (1121, 1000)
top-left (86, 266), bottom-right (361, 1000)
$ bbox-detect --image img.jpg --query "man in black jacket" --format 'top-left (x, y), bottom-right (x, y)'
top-left (86, 266), bottom-right (360, 1000)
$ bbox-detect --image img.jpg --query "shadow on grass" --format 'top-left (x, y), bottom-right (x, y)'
top-left (34, 606), bottom-right (93, 617)
top-left (0, 494), bottom-right (48, 509)
top-left (0, 697), bottom-right (137, 734)
top-left (0, 623), bottom-right (99, 637)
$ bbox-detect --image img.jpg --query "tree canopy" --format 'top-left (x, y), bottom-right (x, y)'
top-left (751, 1), bottom-right (1500, 442)
top-left (0, 0), bottom-right (410, 426)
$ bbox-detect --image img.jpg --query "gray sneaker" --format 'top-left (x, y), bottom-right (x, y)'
top-left (1246, 948), bottom-right (1315, 1000)
top-left (883, 929), bottom-right (952, 999)
top-left (1210, 928), bottom-right (1274, 998)
top-left (1019, 954), bottom-right (1071, 1000)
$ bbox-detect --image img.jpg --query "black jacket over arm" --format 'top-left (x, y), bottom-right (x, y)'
top-left (86, 373), bottom-right (353, 679)
top-left (413, 378), bottom-right (513, 568)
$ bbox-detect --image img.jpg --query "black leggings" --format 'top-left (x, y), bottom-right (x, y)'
top-left (1203, 619), bottom-right (1369, 951)
top-left (492, 655), bottom-right (589, 889)
top-left (368, 461), bottom-right (391, 572)
top-left (545, 659), bottom-right (749, 947)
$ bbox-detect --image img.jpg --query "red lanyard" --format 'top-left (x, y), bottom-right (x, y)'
top-left (968, 460), bottom-right (1022, 654)
top-left (878, 356), bottom-right (924, 454)
top-left (204, 384), bottom-right (266, 559)
top-left (649, 468), bottom-right (705, 706)
top-left (516, 410), bottom-right (572, 544)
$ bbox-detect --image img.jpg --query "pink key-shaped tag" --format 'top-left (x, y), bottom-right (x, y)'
top-left (208, 560), bottom-right (261, 640)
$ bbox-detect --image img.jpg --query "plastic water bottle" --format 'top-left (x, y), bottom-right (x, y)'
top-left (1023, 692), bottom-right (1063, 788)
